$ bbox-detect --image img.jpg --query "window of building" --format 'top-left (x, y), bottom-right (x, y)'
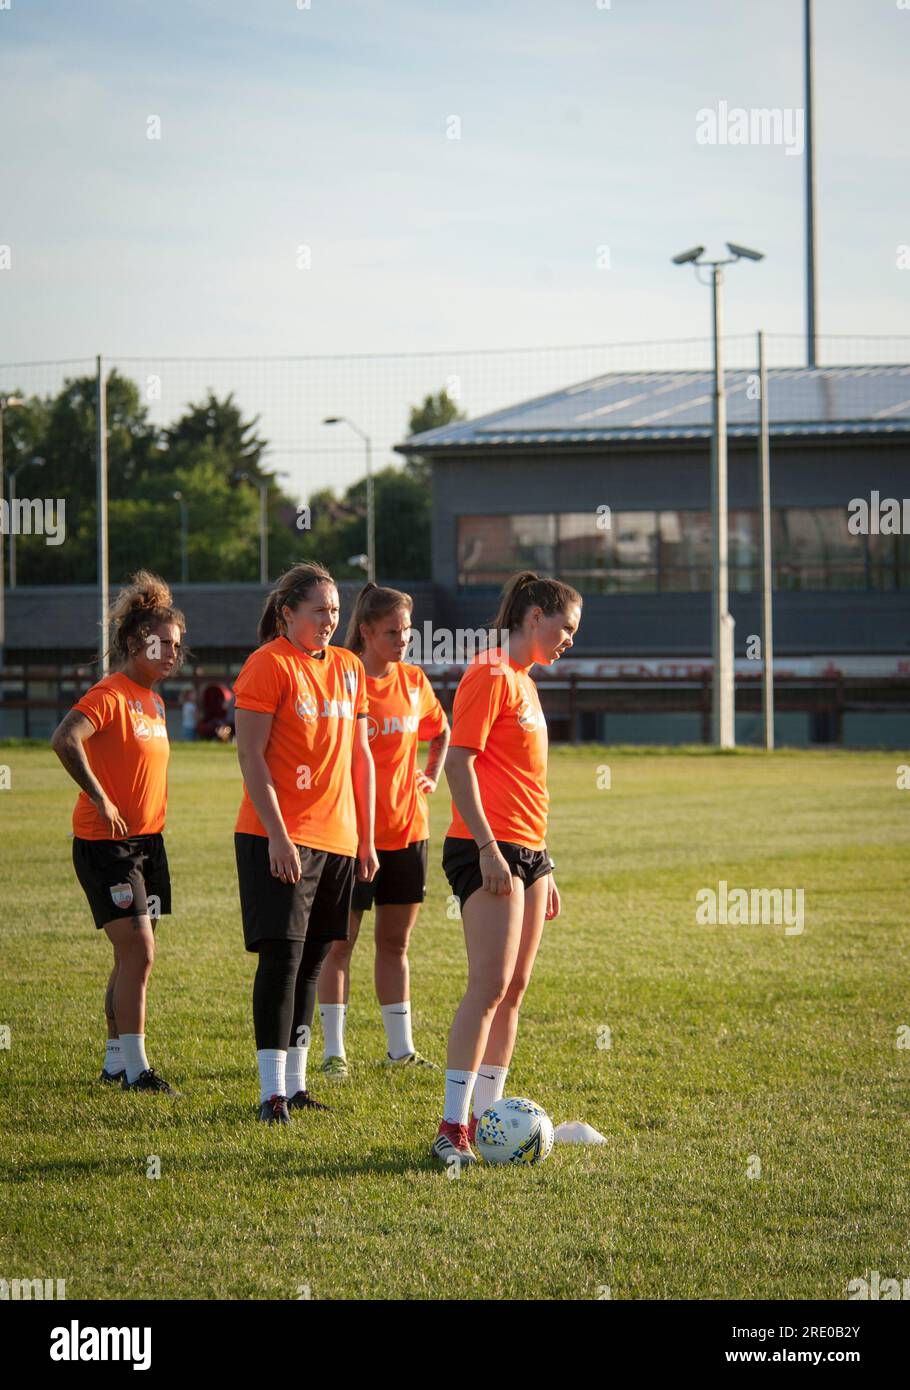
top-left (455, 506), bottom-right (891, 593)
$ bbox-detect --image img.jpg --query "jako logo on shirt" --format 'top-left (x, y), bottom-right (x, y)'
top-left (408, 687), bottom-right (420, 707)
top-left (295, 687), bottom-right (355, 723)
top-left (373, 715), bottom-right (419, 738)
top-left (343, 670), bottom-right (357, 697)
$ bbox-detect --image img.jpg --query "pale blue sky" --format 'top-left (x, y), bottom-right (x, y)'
top-left (1, 0), bottom-right (907, 494)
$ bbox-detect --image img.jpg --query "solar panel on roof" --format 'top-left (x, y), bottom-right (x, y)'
top-left (397, 366), bottom-right (910, 450)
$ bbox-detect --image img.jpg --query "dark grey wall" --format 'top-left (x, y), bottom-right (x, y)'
top-left (5, 579), bottom-right (437, 663)
top-left (430, 437), bottom-right (910, 655)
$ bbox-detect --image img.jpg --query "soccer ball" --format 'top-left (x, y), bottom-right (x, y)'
top-left (476, 1096), bottom-right (555, 1165)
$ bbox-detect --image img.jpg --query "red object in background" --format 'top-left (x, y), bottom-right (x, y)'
top-left (196, 683), bottom-right (233, 740)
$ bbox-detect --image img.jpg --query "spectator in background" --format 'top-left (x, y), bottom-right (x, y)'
top-left (181, 689), bottom-right (198, 742)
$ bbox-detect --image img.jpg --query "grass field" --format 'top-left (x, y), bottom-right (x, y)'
top-left (1, 742), bottom-right (909, 1301)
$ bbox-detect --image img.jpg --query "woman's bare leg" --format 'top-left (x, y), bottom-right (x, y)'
top-left (446, 882), bottom-right (525, 1073)
top-left (481, 875), bottom-right (549, 1068)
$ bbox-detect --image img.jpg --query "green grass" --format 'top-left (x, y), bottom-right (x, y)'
top-left (1, 743), bottom-right (909, 1300)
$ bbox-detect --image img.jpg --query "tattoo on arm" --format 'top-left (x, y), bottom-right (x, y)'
top-left (52, 712), bottom-right (106, 803)
top-left (424, 728), bottom-right (450, 783)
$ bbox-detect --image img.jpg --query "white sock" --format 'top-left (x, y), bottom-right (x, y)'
top-left (473, 1064), bottom-right (509, 1120)
top-left (104, 1039), bottom-right (124, 1075)
top-left (120, 1034), bottom-right (150, 1085)
top-left (443, 1069), bottom-right (477, 1125)
top-left (257, 1048), bottom-right (287, 1103)
top-left (381, 1001), bottom-right (415, 1060)
top-left (286, 1044), bottom-right (309, 1096)
top-left (320, 1004), bottom-right (347, 1060)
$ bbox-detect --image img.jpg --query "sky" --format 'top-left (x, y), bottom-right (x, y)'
top-left (1, 0), bottom-right (908, 496)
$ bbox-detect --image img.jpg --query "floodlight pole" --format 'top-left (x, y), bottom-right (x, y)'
top-left (804, 0), bottom-right (818, 368)
top-left (673, 242), bottom-right (764, 747)
top-left (97, 356), bottom-right (110, 675)
top-left (0, 395), bottom-right (25, 676)
top-left (710, 263), bottom-right (734, 748)
top-left (758, 331), bottom-right (775, 749)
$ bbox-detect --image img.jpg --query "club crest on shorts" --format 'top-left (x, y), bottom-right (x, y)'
top-left (343, 669), bottom-right (357, 697)
top-left (110, 882), bottom-right (134, 909)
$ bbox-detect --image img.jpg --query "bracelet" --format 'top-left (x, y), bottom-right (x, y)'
top-left (478, 838), bottom-right (496, 852)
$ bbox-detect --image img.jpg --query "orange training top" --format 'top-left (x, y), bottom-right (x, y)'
top-left (363, 661), bottom-right (448, 850)
top-left (233, 637), bottom-right (369, 856)
top-left (446, 650), bottom-right (549, 851)
top-left (71, 672), bottom-right (170, 839)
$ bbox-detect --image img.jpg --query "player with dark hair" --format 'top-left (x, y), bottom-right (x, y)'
top-left (233, 562), bottom-right (378, 1125)
top-left (316, 582), bottom-right (449, 1075)
top-left (431, 571), bottom-right (582, 1166)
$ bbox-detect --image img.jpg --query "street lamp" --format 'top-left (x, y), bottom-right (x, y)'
top-left (172, 490), bottom-right (189, 584)
top-left (0, 394), bottom-right (25, 675)
top-left (672, 241), bottom-right (765, 748)
top-left (9, 455), bottom-right (46, 589)
top-left (234, 471), bottom-right (269, 584)
top-left (323, 416), bottom-right (374, 583)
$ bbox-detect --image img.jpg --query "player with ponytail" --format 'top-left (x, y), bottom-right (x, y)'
top-left (316, 582), bottom-right (449, 1075)
top-left (233, 562), bottom-right (378, 1124)
top-left (431, 571), bottom-right (581, 1166)
top-left (51, 571), bottom-right (185, 1094)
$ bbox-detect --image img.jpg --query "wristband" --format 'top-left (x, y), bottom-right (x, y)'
top-left (478, 838), bottom-right (496, 852)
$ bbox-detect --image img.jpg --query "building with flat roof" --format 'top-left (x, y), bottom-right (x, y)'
top-left (395, 365), bottom-right (910, 668)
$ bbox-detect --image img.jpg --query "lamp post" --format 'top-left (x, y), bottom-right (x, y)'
top-left (172, 490), bottom-right (189, 583)
top-left (9, 456), bottom-right (46, 589)
top-left (0, 394), bottom-right (25, 675)
top-left (323, 416), bottom-right (374, 582)
top-left (234, 472), bottom-right (269, 583)
top-left (672, 242), bottom-right (765, 748)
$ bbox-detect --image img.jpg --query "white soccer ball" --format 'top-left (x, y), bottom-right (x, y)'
top-left (476, 1096), bottom-right (555, 1165)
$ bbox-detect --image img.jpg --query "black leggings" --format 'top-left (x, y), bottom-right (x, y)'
top-left (252, 936), bottom-right (333, 1051)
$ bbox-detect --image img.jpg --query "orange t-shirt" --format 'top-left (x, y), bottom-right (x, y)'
top-left (364, 662), bottom-right (448, 851)
top-left (233, 637), bottom-right (369, 856)
top-left (71, 672), bottom-right (170, 839)
top-left (446, 650), bottom-right (549, 851)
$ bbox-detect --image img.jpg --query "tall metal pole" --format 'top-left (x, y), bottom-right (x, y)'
top-left (366, 436), bottom-right (375, 582)
top-left (258, 480), bottom-right (268, 584)
top-left (0, 407), bottom-right (5, 674)
top-left (711, 265), bottom-right (734, 747)
top-left (804, 0), bottom-right (818, 368)
top-left (758, 332), bottom-right (775, 750)
top-left (9, 470), bottom-right (18, 589)
top-left (96, 356), bottom-right (110, 675)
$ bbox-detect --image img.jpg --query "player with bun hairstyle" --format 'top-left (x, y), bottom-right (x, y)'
top-left (316, 583), bottom-right (449, 1075)
top-left (233, 562), bottom-right (378, 1125)
top-left (431, 571), bottom-right (581, 1166)
top-left (51, 571), bottom-right (185, 1094)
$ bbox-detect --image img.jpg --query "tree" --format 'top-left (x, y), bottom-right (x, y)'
top-left (403, 388), bottom-right (465, 486)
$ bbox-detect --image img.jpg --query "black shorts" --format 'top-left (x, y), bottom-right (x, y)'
top-left (351, 840), bottom-right (428, 912)
top-left (442, 836), bottom-right (554, 911)
top-left (235, 832), bottom-right (355, 953)
top-left (72, 833), bottom-right (172, 931)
